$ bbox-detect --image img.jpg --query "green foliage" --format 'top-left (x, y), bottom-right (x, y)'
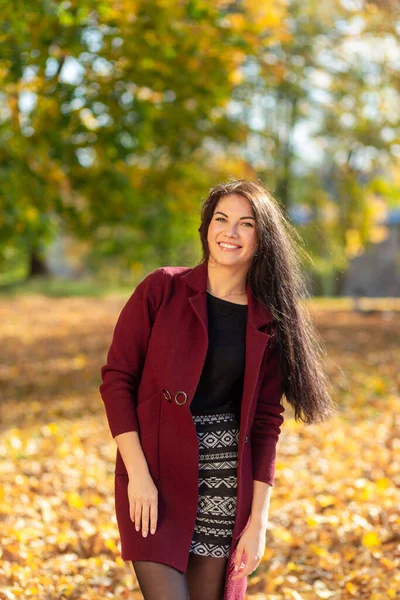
top-left (1, 0), bottom-right (399, 290)
top-left (0, 0), bottom-right (287, 276)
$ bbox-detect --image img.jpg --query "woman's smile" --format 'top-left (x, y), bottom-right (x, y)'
top-left (207, 194), bottom-right (258, 267)
top-left (218, 241), bottom-right (242, 251)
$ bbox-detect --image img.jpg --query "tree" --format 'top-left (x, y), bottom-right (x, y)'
top-left (0, 0), bottom-right (287, 278)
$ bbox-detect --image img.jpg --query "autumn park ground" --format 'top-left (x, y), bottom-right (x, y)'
top-left (0, 292), bottom-right (399, 600)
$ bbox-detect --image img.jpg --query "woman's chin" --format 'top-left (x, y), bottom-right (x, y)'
top-left (210, 254), bottom-right (247, 268)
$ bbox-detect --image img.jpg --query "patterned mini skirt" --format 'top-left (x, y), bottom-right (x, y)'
top-left (189, 411), bottom-right (240, 559)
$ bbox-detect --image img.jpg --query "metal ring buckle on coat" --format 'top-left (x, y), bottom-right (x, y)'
top-left (162, 388), bottom-right (172, 402)
top-left (174, 391), bottom-right (187, 406)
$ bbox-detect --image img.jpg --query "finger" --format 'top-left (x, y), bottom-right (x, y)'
top-left (238, 560), bottom-right (252, 578)
top-left (234, 546), bottom-right (244, 572)
top-left (232, 564), bottom-right (248, 579)
top-left (150, 497), bottom-right (158, 534)
top-left (141, 501), bottom-right (150, 537)
top-left (232, 553), bottom-right (248, 579)
top-left (130, 500), bottom-right (136, 523)
top-left (135, 502), bottom-right (142, 532)
top-left (232, 557), bottom-right (255, 580)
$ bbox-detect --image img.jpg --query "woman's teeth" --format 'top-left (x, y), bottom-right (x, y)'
top-left (218, 242), bottom-right (241, 250)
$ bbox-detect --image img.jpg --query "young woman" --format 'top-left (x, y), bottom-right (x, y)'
top-left (99, 178), bottom-right (337, 600)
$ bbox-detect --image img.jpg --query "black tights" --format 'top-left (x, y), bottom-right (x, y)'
top-left (132, 553), bottom-right (229, 600)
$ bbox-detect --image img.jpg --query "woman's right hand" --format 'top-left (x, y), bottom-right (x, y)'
top-left (127, 468), bottom-right (158, 537)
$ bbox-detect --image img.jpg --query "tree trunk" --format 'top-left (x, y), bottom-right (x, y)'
top-left (28, 248), bottom-right (50, 278)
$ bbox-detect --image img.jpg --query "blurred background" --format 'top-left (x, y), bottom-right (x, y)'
top-left (1, 0), bottom-right (400, 298)
top-left (1, 1), bottom-right (399, 599)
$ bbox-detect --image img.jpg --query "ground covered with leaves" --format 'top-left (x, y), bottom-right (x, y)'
top-left (0, 295), bottom-right (399, 599)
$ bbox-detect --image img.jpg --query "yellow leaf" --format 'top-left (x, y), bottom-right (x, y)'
top-left (316, 494), bottom-right (336, 507)
top-left (379, 556), bottom-right (397, 570)
top-left (47, 423), bottom-right (59, 435)
top-left (306, 516), bottom-right (318, 527)
top-left (362, 531), bottom-right (381, 547)
top-left (345, 581), bottom-right (358, 594)
top-left (308, 543), bottom-right (330, 558)
top-left (286, 560), bottom-right (301, 571)
top-left (105, 538), bottom-right (118, 552)
top-left (376, 477), bottom-right (391, 490)
top-left (66, 491), bottom-right (83, 509)
top-left (272, 526), bottom-right (293, 543)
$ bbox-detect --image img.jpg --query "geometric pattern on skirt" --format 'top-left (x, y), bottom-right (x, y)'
top-left (189, 411), bottom-right (240, 558)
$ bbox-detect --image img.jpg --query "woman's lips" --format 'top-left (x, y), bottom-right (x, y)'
top-left (218, 242), bottom-right (242, 251)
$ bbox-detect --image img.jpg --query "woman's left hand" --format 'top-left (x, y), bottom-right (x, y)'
top-left (231, 521), bottom-right (267, 581)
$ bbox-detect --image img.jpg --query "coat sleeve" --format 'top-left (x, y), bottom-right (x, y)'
top-left (99, 268), bottom-right (166, 438)
top-left (250, 337), bottom-right (285, 487)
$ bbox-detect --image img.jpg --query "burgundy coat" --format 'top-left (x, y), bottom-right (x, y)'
top-left (99, 261), bottom-right (285, 600)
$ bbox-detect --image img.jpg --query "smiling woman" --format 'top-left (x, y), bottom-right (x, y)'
top-left (205, 194), bottom-right (259, 301)
top-left (99, 177), bottom-right (337, 600)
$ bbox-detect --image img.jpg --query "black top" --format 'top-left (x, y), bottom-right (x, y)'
top-left (190, 292), bottom-right (248, 420)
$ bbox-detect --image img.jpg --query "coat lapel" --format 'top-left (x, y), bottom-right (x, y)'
top-left (181, 260), bottom-right (274, 328)
top-left (181, 262), bottom-right (274, 435)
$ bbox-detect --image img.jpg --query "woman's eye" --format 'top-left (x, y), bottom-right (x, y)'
top-left (215, 217), bottom-right (253, 227)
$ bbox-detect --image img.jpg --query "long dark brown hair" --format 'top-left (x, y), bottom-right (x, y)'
top-left (198, 178), bottom-right (338, 425)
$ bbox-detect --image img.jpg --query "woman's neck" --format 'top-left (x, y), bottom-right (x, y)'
top-left (206, 261), bottom-right (248, 298)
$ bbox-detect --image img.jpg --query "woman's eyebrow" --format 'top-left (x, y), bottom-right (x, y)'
top-left (214, 211), bottom-right (255, 220)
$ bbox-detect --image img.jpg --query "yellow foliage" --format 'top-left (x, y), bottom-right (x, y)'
top-left (345, 228), bottom-right (363, 258)
top-left (229, 69), bottom-right (244, 85)
top-left (227, 13), bottom-right (246, 31)
top-left (271, 526), bottom-right (293, 543)
top-left (66, 492), bottom-right (84, 509)
top-left (315, 493), bottom-right (336, 507)
top-left (72, 354), bottom-right (87, 369)
top-left (370, 225), bottom-right (389, 244)
top-left (0, 297), bottom-right (398, 597)
top-left (362, 531), bottom-right (382, 547)
top-left (376, 477), bottom-right (391, 490)
top-left (345, 581), bottom-right (359, 594)
top-left (25, 206), bottom-right (39, 222)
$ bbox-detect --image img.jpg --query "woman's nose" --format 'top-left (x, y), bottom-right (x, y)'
top-left (224, 225), bottom-right (239, 236)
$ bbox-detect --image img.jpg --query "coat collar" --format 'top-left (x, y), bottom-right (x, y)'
top-left (181, 261), bottom-right (274, 330)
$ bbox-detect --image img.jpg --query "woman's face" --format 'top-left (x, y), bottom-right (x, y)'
top-left (207, 194), bottom-right (258, 268)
